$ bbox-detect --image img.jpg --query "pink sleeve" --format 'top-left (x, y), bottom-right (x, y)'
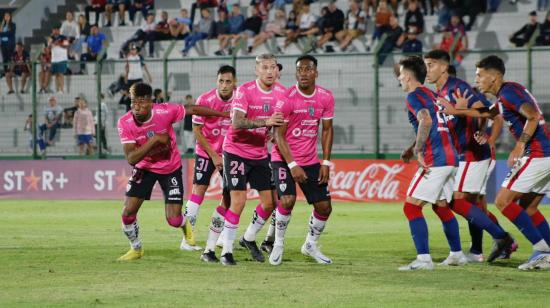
top-left (322, 94), bottom-right (335, 120)
top-left (168, 103), bottom-right (186, 123)
top-left (192, 94), bottom-right (206, 125)
top-left (275, 99), bottom-right (291, 122)
top-left (117, 119), bottom-right (135, 144)
top-left (232, 86), bottom-right (249, 114)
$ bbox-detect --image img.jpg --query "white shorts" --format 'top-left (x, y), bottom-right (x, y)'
top-left (453, 158), bottom-right (492, 193)
top-left (407, 166), bottom-right (456, 204)
top-left (480, 159), bottom-right (496, 195)
top-left (502, 156), bottom-right (550, 194)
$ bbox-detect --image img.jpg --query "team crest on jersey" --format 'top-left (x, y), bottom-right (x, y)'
top-left (196, 173), bottom-right (203, 180)
top-left (279, 183), bottom-right (287, 192)
top-left (147, 131), bottom-right (155, 138)
top-left (263, 103), bottom-right (270, 112)
top-left (308, 106), bottom-right (315, 116)
top-left (231, 177), bottom-right (239, 186)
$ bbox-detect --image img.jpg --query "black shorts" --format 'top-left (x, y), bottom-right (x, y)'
top-left (272, 162), bottom-right (331, 205)
top-left (126, 166), bottom-right (184, 205)
top-left (223, 151), bottom-right (272, 192)
top-left (193, 154), bottom-right (219, 185)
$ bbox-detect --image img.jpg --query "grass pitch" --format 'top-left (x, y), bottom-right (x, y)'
top-left (1, 200), bottom-right (550, 307)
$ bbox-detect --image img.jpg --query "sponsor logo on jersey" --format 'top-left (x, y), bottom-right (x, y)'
top-left (169, 188), bottom-right (180, 196)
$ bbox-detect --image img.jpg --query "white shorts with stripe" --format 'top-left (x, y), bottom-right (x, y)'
top-left (453, 158), bottom-right (492, 193)
top-left (480, 159), bottom-right (496, 195)
top-left (501, 156), bottom-right (550, 194)
top-left (407, 166), bottom-right (456, 204)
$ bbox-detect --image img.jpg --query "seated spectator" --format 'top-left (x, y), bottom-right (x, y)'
top-left (119, 12), bottom-right (156, 57)
top-left (38, 96), bottom-right (63, 149)
top-left (6, 42), bottom-right (30, 94)
top-left (284, 4), bottom-right (317, 49)
top-left (372, 0), bottom-right (392, 42)
top-left (61, 11), bottom-right (81, 62)
top-left (510, 11), bottom-right (539, 47)
top-left (338, 0), bottom-right (367, 52)
top-left (250, 0), bottom-right (270, 20)
top-left (363, 0), bottom-right (377, 19)
top-left (48, 26), bottom-right (69, 94)
top-left (38, 45), bottom-right (52, 94)
top-left (213, 10), bottom-right (230, 53)
top-left (436, 28), bottom-right (467, 65)
top-left (105, 0), bottom-right (129, 26)
top-left (170, 9), bottom-right (191, 39)
top-left (418, 0), bottom-right (438, 15)
top-left (404, 0), bottom-right (424, 34)
top-left (129, 0), bottom-right (154, 25)
top-left (215, 4), bottom-right (245, 55)
top-left (231, 6), bottom-right (263, 54)
top-left (536, 11), bottom-right (550, 46)
top-left (78, 14), bottom-right (91, 39)
top-left (81, 25), bottom-right (108, 71)
top-left (73, 98), bottom-right (95, 156)
top-left (447, 14), bottom-right (466, 36)
top-left (249, 9), bottom-right (286, 53)
top-left (24, 114), bottom-right (33, 151)
top-left (181, 8), bottom-right (214, 56)
top-left (273, 0), bottom-right (293, 10)
top-left (0, 12), bottom-right (16, 72)
top-left (436, 0), bottom-right (463, 31)
top-left (125, 44), bottom-right (152, 88)
top-left (401, 26), bottom-right (423, 54)
top-left (152, 10), bottom-right (172, 41)
top-left (85, 0), bottom-right (107, 26)
top-left (461, 0), bottom-right (483, 31)
top-left (316, 0), bottom-right (345, 51)
top-left (190, 0), bottom-right (219, 30)
top-left (377, 16), bottom-right (404, 65)
top-left (63, 97), bottom-right (80, 128)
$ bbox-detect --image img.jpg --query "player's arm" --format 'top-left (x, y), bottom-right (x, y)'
top-left (193, 123), bottom-right (222, 170)
top-left (401, 140), bottom-right (416, 163)
top-left (507, 103), bottom-right (540, 167)
top-left (318, 118), bottom-right (333, 184)
top-left (488, 114), bottom-right (504, 147)
top-left (123, 134), bottom-right (170, 165)
top-left (232, 110), bottom-right (284, 129)
top-left (414, 109), bottom-right (432, 171)
top-left (185, 105), bottom-right (229, 118)
top-left (274, 122), bottom-right (308, 183)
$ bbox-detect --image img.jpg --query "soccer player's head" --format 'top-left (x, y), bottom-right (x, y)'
top-left (217, 65), bottom-right (236, 100)
top-left (398, 56), bottom-right (426, 92)
top-left (475, 55), bottom-right (505, 94)
top-left (255, 53), bottom-right (278, 87)
top-left (130, 82), bottom-right (153, 123)
top-left (295, 55), bottom-right (318, 90)
top-left (423, 49), bottom-right (450, 85)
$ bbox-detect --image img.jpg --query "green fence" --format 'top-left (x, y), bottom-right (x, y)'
top-left (3, 47), bottom-right (548, 159)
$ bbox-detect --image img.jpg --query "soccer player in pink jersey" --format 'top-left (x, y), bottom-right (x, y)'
top-left (219, 54), bottom-right (285, 265)
top-left (116, 82), bottom-right (228, 261)
top-left (269, 55), bottom-right (335, 265)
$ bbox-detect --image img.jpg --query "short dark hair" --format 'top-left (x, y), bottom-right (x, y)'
top-left (185, 94), bottom-right (193, 99)
top-left (399, 56), bottom-right (427, 84)
top-left (447, 64), bottom-right (457, 77)
top-left (153, 88), bottom-right (162, 97)
top-left (476, 55), bottom-right (505, 75)
top-left (217, 65), bottom-right (236, 77)
top-left (130, 82), bottom-right (152, 98)
top-left (296, 54), bottom-right (318, 67)
top-left (424, 49), bottom-right (451, 64)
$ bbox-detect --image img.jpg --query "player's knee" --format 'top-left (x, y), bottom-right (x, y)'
top-left (280, 196), bottom-right (296, 210)
top-left (166, 215), bottom-right (185, 228)
top-left (495, 191), bottom-right (512, 211)
top-left (403, 202), bottom-right (423, 221)
top-left (314, 201), bottom-right (332, 217)
top-left (121, 214), bottom-right (136, 225)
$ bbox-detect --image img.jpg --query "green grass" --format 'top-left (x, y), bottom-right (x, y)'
top-left (1, 200), bottom-right (549, 307)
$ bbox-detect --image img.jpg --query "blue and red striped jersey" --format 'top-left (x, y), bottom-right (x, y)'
top-left (496, 82), bottom-right (550, 158)
top-left (406, 86), bottom-right (459, 167)
top-left (437, 76), bottom-right (492, 162)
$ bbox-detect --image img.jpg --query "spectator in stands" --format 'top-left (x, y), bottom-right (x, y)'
top-left (372, 0), bottom-right (392, 43)
top-left (539, 0), bottom-right (549, 11)
top-left (363, 0), bottom-right (376, 19)
top-left (338, 0), bottom-right (367, 52)
top-left (78, 14), bottom-right (92, 38)
top-left (61, 11), bottom-right (81, 64)
top-left (152, 10), bottom-right (172, 40)
top-left (24, 114), bottom-right (33, 152)
top-left (284, 4), bottom-right (317, 50)
top-left (231, 6), bottom-right (263, 55)
top-left (63, 97), bottom-right (80, 128)
top-left (461, 0), bottom-right (482, 31)
top-left (0, 12), bottom-right (16, 72)
top-left (215, 4), bottom-right (245, 55)
top-left (85, 0), bottom-right (106, 26)
top-left (274, 0), bottom-right (293, 10)
top-left (249, 9), bottom-right (286, 53)
top-left (436, 0), bottom-right (463, 32)
top-left (401, 26), bottom-right (423, 54)
top-left (129, 0), bottom-right (154, 25)
top-left (39, 45), bottom-right (52, 94)
top-left (49, 26), bottom-right (69, 94)
top-left (105, 0), bottom-right (129, 26)
top-left (213, 10), bottom-right (230, 54)
top-left (125, 44), bottom-right (152, 89)
top-left (39, 96), bottom-right (63, 148)
top-left (81, 25), bottom-right (108, 72)
top-left (250, 0), bottom-right (270, 21)
top-left (73, 97), bottom-right (95, 156)
top-left (6, 42), bottom-right (30, 94)
top-left (536, 11), bottom-right (550, 45)
top-left (418, 0), bottom-right (438, 15)
top-left (509, 11), bottom-right (539, 47)
top-left (377, 15), bottom-right (404, 65)
top-left (435, 26), bottom-right (467, 65)
top-left (153, 88), bottom-right (169, 103)
top-left (119, 12), bottom-right (156, 58)
top-left (316, 0), bottom-right (345, 52)
top-left (181, 8), bottom-right (214, 56)
top-left (190, 0), bottom-right (218, 30)
top-left (169, 9), bottom-right (191, 39)
top-left (404, 0), bottom-right (424, 33)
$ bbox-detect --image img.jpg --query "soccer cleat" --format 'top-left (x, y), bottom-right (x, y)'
top-left (465, 252), bottom-right (485, 263)
top-left (260, 239), bottom-right (274, 254)
top-left (487, 233), bottom-right (514, 262)
top-left (498, 239), bottom-right (519, 259)
top-left (438, 252), bottom-right (468, 266)
top-left (301, 242), bottom-right (333, 264)
top-left (220, 253), bottom-right (237, 266)
top-left (239, 236), bottom-right (265, 262)
top-left (398, 258), bottom-right (434, 271)
top-left (180, 237), bottom-right (202, 251)
top-left (269, 245), bottom-right (284, 266)
top-left (518, 251), bottom-right (550, 270)
top-left (200, 250), bottom-right (219, 263)
top-left (117, 248), bottom-right (144, 261)
top-left (182, 220), bottom-right (196, 246)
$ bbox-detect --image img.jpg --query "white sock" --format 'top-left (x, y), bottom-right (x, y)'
top-left (265, 211), bottom-right (276, 242)
top-left (274, 210), bottom-right (291, 246)
top-left (417, 254), bottom-right (432, 262)
top-left (450, 250), bottom-right (464, 257)
top-left (306, 212), bottom-right (328, 244)
top-left (221, 221), bottom-right (238, 255)
top-left (205, 208), bottom-right (225, 252)
top-left (122, 221), bottom-right (141, 250)
top-left (533, 239), bottom-right (550, 252)
top-left (185, 200), bottom-right (201, 229)
top-left (243, 210), bottom-right (267, 242)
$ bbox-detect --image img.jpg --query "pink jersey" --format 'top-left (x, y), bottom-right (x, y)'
top-left (192, 88), bottom-right (233, 158)
top-left (271, 85), bottom-right (335, 166)
top-left (223, 80), bottom-right (287, 160)
top-left (117, 103), bottom-right (185, 174)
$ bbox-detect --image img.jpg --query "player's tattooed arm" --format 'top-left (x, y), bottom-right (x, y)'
top-left (414, 109), bottom-right (432, 170)
top-left (232, 110), bottom-right (284, 129)
top-left (274, 123), bottom-right (307, 183)
top-left (507, 103), bottom-right (538, 167)
top-left (401, 140), bottom-right (415, 163)
top-left (193, 124), bottom-right (222, 170)
top-left (439, 98), bottom-right (498, 119)
top-left (123, 134), bottom-right (170, 165)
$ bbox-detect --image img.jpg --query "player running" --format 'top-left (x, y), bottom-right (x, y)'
top-left (178, 65), bottom-right (235, 256)
top-left (219, 54), bottom-right (286, 265)
top-left (424, 50), bottom-right (515, 263)
top-left (441, 55), bottom-right (550, 270)
top-left (269, 55), bottom-right (334, 265)
top-left (116, 82), bottom-right (228, 261)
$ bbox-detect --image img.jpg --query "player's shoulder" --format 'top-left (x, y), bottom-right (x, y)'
top-left (286, 85), bottom-right (298, 98)
top-left (273, 82), bottom-right (287, 93)
top-left (118, 111), bottom-right (134, 127)
top-left (198, 88), bottom-right (218, 103)
top-left (240, 80), bottom-right (257, 91)
top-left (154, 102), bottom-right (180, 115)
top-left (315, 85), bottom-right (334, 98)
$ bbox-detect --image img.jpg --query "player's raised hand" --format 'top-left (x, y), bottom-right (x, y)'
top-left (474, 130), bottom-right (488, 145)
top-left (266, 112), bottom-right (284, 127)
top-left (451, 88), bottom-right (472, 109)
top-left (290, 165), bottom-right (308, 183)
top-left (154, 133), bottom-right (170, 145)
top-left (318, 165), bottom-right (330, 185)
top-left (212, 153), bottom-right (223, 171)
top-left (401, 147), bottom-right (414, 163)
top-left (437, 97), bottom-right (458, 115)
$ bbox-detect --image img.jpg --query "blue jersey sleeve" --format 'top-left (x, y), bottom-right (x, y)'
top-left (501, 83), bottom-right (536, 112)
top-left (406, 92), bottom-right (426, 117)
